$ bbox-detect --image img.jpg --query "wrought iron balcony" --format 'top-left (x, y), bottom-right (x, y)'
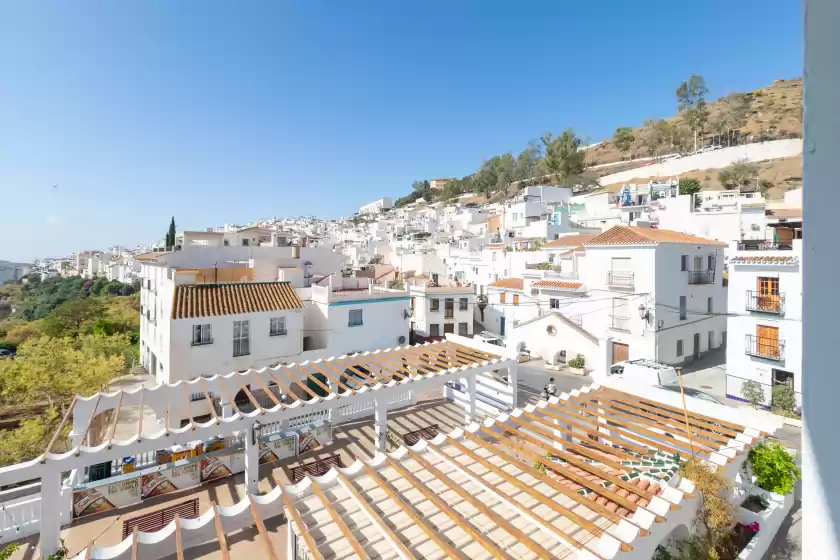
top-left (745, 334), bottom-right (785, 361)
top-left (606, 271), bottom-right (634, 288)
top-left (745, 291), bottom-right (785, 314)
top-left (687, 270), bottom-right (715, 284)
top-left (737, 240), bottom-right (792, 251)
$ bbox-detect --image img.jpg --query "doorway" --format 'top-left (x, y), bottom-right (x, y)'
top-left (612, 342), bottom-right (629, 364)
top-left (693, 333), bottom-right (701, 359)
top-left (500, 316), bottom-right (506, 336)
top-left (443, 323), bottom-right (455, 334)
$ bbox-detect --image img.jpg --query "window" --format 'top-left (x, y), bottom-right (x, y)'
top-left (680, 255), bottom-right (688, 271)
top-left (459, 298), bottom-right (468, 311)
top-left (192, 324), bottom-right (212, 346)
top-left (513, 294), bottom-right (519, 306)
top-left (241, 238), bottom-right (249, 246)
top-left (348, 309), bottom-right (364, 327)
top-left (269, 317), bottom-right (287, 336)
top-left (458, 322), bottom-right (469, 335)
top-left (679, 296), bottom-right (687, 320)
top-left (707, 255), bottom-right (715, 270)
top-left (550, 298), bottom-right (559, 309)
top-left (430, 298), bottom-right (440, 311)
top-left (676, 339), bottom-right (684, 357)
top-left (233, 320), bottom-right (250, 357)
top-left (429, 324), bottom-right (440, 337)
top-left (500, 293), bottom-right (506, 304)
top-left (444, 298), bottom-right (454, 318)
top-left (707, 297), bottom-right (713, 314)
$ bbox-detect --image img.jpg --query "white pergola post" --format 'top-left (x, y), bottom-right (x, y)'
top-left (244, 423), bottom-right (260, 495)
top-left (40, 470), bottom-right (62, 556)
top-left (374, 398), bottom-right (388, 451)
top-left (465, 372), bottom-right (477, 423)
top-left (507, 361), bottom-right (519, 408)
top-left (221, 402), bottom-right (234, 418)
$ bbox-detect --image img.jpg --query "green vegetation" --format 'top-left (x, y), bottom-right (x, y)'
top-left (771, 385), bottom-right (798, 417)
top-left (718, 160), bottom-right (759, 190)
top-left (678, 178), bottom-right (702, 196)
top-left (740, 380), bottom-right (765, 409)
top-left (165, 216), bottom-right (177, 249)
top-left (748, 440), bottom-right (800, 495)
top-left (675, 458), bottom-right (737, 560)
top-left (612, 126), bottom-right (635, 159)
top-left (567, 355), bottom-right (585, 369)
top-left (0, 275), bottom-right (140, 464)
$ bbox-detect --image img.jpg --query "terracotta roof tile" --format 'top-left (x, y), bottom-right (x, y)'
top-left (172, 281), bottom-right (303, 319)
top-left (765, 207), bottom-right (802, 219)
top-left (730, 256), bottom-right (799, 265)
top-left (546, 234), bottom-right (598, 247)
top-left (584, 225), bottom-right (727, 247)
top-left (530, 280), bottom-right (585, 291)
top-left (556, 246), bottom-right (585, 258)
top-left (488, 278), bottom-right (524, 290)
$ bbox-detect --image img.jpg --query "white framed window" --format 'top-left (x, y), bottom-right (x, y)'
top-left (348, 309), bottom-right (363, 327)
top-left (458, 322), bottom-right (469, 335)
top-left (429, 324), bottom-right (440, 337)
top-left (270, 317), bottom-right (287, 336)
top-left (233, 320), bottom-right (250, 357)
top-left (192, 324), bottom-right (212, 346)
top-left (430, 298), bottom-right (440, 311)
top-left (459, 298), bottom-right (468, 310)
top-left (550, 298), bottom-right (560, 309)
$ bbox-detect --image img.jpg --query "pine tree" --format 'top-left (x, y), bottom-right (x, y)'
top-left (166, 217), bottom-right (176, 248)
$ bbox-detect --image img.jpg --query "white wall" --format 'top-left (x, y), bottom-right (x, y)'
top-left (411, 290), bottom-right (474, 337)
top-left (506, 314), bottom-right (599, 367)
top-left (321, 298), bottom-right (410, 355)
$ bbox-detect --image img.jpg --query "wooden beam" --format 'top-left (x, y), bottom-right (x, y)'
top-left (199, 378), bottom-right (220, 423)
top-left (401, 346), bottom-right (454, 371)
top-left (449, 342), bottom-right (498, 360)
top-left (106, 391), bottom-right (125, 448)
top-left (235, 377), bottom-right (264, 413)
top-left (174, 514), bottom-right (185, 560)
top-left (369, 352), bottom-right (429, 379)
top-left (249, 494), bottom-right (279, 560)
top-left (497, 419), bottom-right (662, 506)
top-left (396, 349), bottom-right (454, 374)
top-left (336, 472), bottom-right (414, 559)
top-left (598, 386), bottom-right (751, 434)
top-left (324, 359), bottom-right (380, 387)
top-left (524, 408), bottom-right (645, 461)
top-left (362, 353), bottom-right (409, 381)
top-left (405, 449), bottom-right (557, 560)
top-left (477, 425), bottom-right (662, 521)
top-left (383, 457), bottom-right (518, 560)
top-left (266, 371), bottom-right (299, 403)
top-left (533, 405), bottom-right (653, 457)
top-left (211, 502), bottom-right (230, 560)
top-left (549, 398), bottom-right (692, 460)
top-left (178, 385), bottom-right (193, 431)
top-left (426, 438), bottom-right (616, 555)
top-left (308, 480), bottom-right (368, 559)
top-left (76, 394), bottom-right (102, 454)
top-left (278, 366), bottom-right (323, 400)
top-left (362, 464), bottom-right (470, 560)
top-left (281, 492), bottom-right (325, 560)
top-left (215, 377), bottom-right (243, 416)
top-left (462, 432), bottom-right (650, 536)
top-left (250, 373), bottom-right (283, 408)
top-left (591, 387), bottom-right (741, 440)
top-left (309, 362), bottom-right (355, 394)
top-left (43, 396), bottom-right (76, 460)
top-left (344, 355), bottom-right (394, 384)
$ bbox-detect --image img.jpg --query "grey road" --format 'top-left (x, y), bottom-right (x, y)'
top-left (515, 359), bottom-right (591, 407)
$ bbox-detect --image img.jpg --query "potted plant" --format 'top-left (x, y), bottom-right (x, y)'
top-left (476, 295), bottom-right (488, 321)
top-left (748, 440), bottom-right (800, 495)
top-left (568, 354), bottom-right (585, 375)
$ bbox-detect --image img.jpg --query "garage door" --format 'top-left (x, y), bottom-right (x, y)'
top-left (612, 342), bottom-right (629, 364)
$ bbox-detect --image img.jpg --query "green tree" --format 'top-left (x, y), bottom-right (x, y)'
top-left (104, 280), bottom-right (124, 296)
top-left (741, 380), bottom-right (765, 409)
top-left (42, 298), bottom-right (106, 338)
top-left (640, 120), bottom-right (665, 159)
top-left (718, 161), bottom-right (758, 190)
top-left (0, 407), bottom-right (67, 465)
top-left (678, 178), bottom-right (702, 196)
top-left (166, 216), bottom-right (177, 249)
top-left (748, 441), bottom-right (800, 495)
top-left (514, 142), bottom-right (543, 185)
top-left (721, 92), bottom-right (751, 145)
top-left (89, 277), bottom-right (108, 296)
top-left (771, 385), bottom-right (797, 415)
top-left (612, 127), bottom-right (636, 159)
top-left (676, 75), bottom-right (709, 151)
top-left (541, 129), bottom-right (586, 184)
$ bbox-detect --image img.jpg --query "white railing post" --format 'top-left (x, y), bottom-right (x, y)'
top-left (39, 470), bottom-right (62, 556)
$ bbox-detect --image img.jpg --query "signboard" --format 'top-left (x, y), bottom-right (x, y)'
top-left (73, 478), bottom-right (141, 518)
top-left (260, 435), bottom-right (297, 464)
top-left (299, 422), bottom-right (332, 454)
top-left (141, 463), bottom-right (200, 499)
top-left (200, 455), bottom-right (234, 483)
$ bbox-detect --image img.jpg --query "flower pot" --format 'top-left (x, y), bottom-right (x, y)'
top-left (570, 367), bottom-right (585, 376)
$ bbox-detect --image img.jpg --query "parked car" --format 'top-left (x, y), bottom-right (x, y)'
top-left (654, 384), bottom-right (724, 405)
top-left (0, 348), bottom-right (14, 359)
top-left (608, 359), bottom-right (678, 386)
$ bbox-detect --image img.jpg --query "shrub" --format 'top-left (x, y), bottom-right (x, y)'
top-left (771, 385), bottom-right (797, 416)
top-left (748, 440), bottom-right (800, 495)
top-left (678, 178), bottom-right (701, 196)
top-left (532, 460), bottom-right (546, 475)
top-left (741, 380), bottom-right (765, 409)
top-left (568, 355), bottom-right (585, 369)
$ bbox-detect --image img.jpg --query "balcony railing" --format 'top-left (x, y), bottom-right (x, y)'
top-left (737, 241), bottom-right (792, 251)
top-left (745, 335), bottom-right (785, 361)
top-left (745, 291), bottom-right (785, 314)
top-left (606, 271), bottom-right (634, 288)
top-left (610, 315), bottom-right (631, 332)
top-left (687, 270), bottom-right (716, 284)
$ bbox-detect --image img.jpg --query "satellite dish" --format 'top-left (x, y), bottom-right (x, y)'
top-left (398, 336), bottom-right (407, 344)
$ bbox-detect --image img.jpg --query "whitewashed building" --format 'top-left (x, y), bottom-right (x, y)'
top-left (408, 280), bottom-right (475, 339)
top-left (359, 197), bottom-right (393, 215)
top-left (725, 218), bottom-right (802, 407)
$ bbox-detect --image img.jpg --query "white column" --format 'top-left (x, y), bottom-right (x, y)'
top-left (39, 470), bottom-right (62, 556)
top-left (507, 362), bottom-right (519, 409)
top-left (374, 399), bottom-right (388, 451)
top-left (465, 373), bottom-right (477, 423)
top-left (221, 402), bottom-right (234, 418)
top-left (244, 424), bottom-right (260, 495)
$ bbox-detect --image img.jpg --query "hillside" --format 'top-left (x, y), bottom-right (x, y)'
top-left (586, 78), bottom-right (802, 167)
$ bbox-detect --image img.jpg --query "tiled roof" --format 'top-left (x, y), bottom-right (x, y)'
top-left (765, 207), bottom-right (802, 219)
top-left (584, 226), bottom-right (728, 247)
top-left (172, 282), bottom-right (303, 319)
top-left (488, 278), bottom-right (524, 290)
top-left (730, 256), bottom-right (800, 265)
top-left (546, 234), bottom-right (598, 247)
top-left (133, 251), bottom-right (170, 262)
top-left (531, 280), bottom-right (585, 291)
top-left (557, 246), bottom-right (585, 258)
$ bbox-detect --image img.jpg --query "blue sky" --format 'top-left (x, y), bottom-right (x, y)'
top-left (0, 1), bottom-right (802, 262)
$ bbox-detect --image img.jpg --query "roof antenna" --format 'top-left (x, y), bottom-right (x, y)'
top-left (213, 261), bottom-right (218, 285)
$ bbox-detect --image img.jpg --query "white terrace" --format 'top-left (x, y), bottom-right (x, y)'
top-left (68, 382), bottom-right (785, 560)
top-left (0, 336), bottom-right (518, 556)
